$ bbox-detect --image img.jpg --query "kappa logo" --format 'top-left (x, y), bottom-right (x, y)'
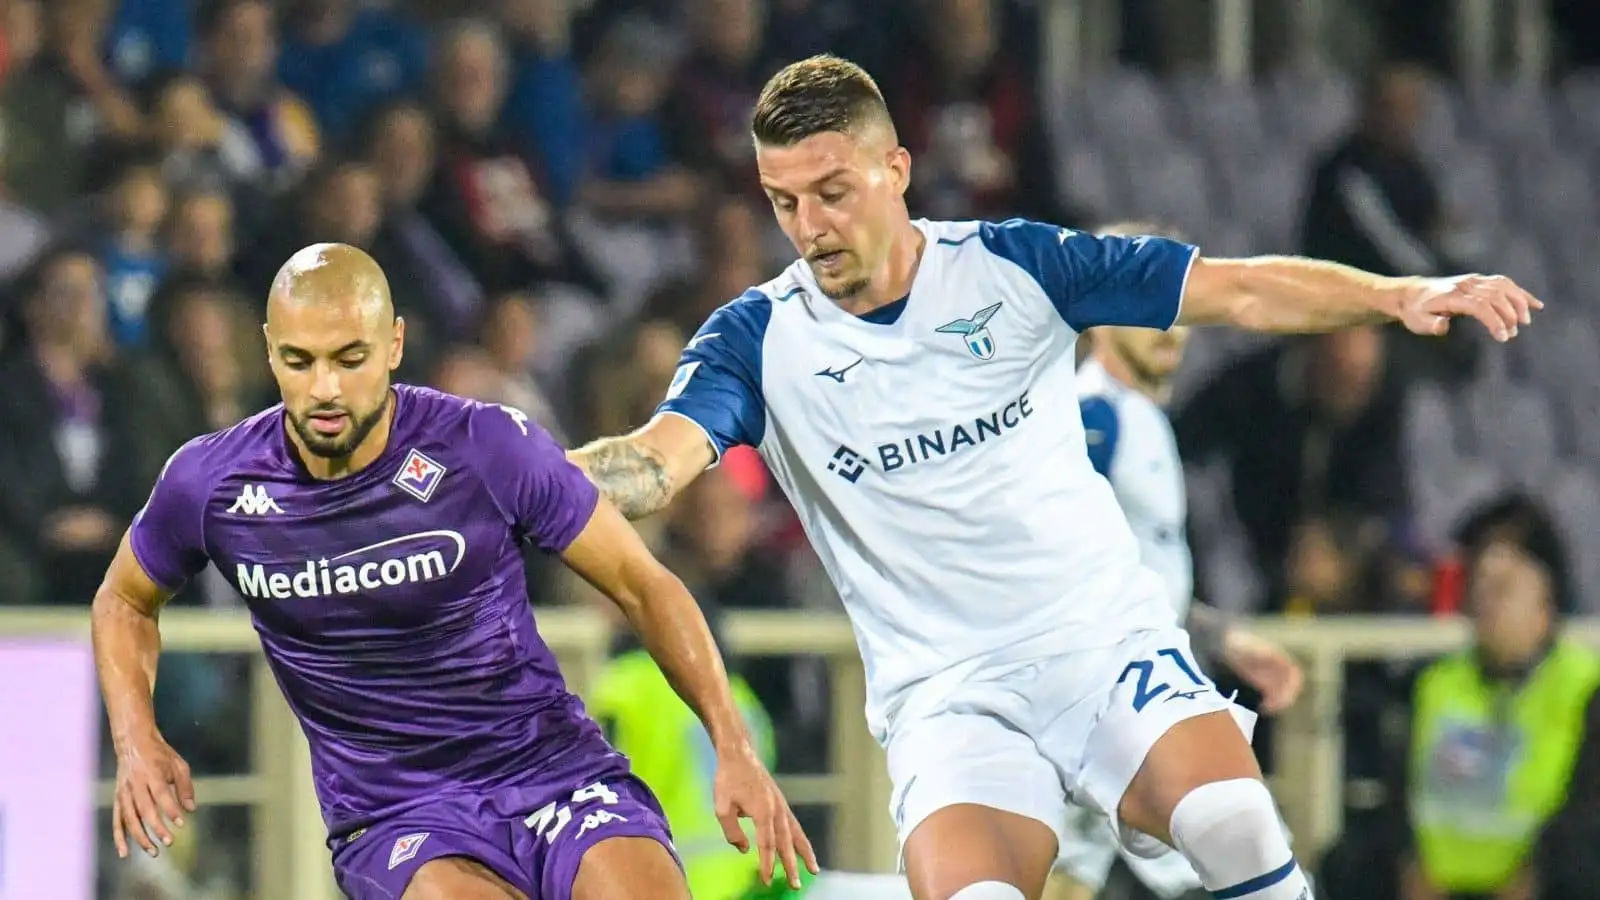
top-left (387, 832), bottom-right (429, 870)
top-left (575, 809), bottom-right (627, 840)
top-left (935, 302), bottom-right (1003, 360)
top-left (227, 484), bottom-right (282, 516)
top-left (393, 449), bottom-right (446, 502)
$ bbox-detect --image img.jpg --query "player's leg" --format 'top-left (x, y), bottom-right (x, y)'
top-left (903, 804), bottom-right (1058, 899)
top-left (1074, 630), bottom-right (1309, 900)
top-left (889, 709), bottom-right (1067, 900)
top-left (330, 807), bottom-right (535, 900)
top-left (403, 857), bottom-right (528, 900)
top-left (1117, 713), bottom-right (1307, 899)
top-left (571, 835), bottom-right (691, 900)
top-left (526, 774), bottom-right (687, 900)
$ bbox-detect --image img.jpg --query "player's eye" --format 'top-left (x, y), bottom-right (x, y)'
top-left (771, 196), bottom-right (796, 212)
top-left (820, 187), bottom-right (848, 204)
top-left (283, 357), bottom-right (311, 370)
top-left (339, 356), bottom-right (367, 369)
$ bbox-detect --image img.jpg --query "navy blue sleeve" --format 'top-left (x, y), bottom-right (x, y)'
top-left (979, 218), bottom-right (1197, 332)
top-left (1079, 395), bottom-right (1121, 477)
top-left (656, 291), bottom-right (771, 458)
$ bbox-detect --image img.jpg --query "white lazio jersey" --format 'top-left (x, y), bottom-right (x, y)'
top-left (1076, 359), bottom-right (1194, 620)
top-left (658, 218), bottom-right (1198, 737)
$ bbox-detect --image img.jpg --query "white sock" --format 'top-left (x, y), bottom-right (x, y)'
top-left (947, 881), bottom-right (1026, 899)
top-left (1167, 779), bottom-right (1312, 899)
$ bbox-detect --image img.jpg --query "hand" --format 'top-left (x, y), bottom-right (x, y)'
top-left (46, 506), bottom-right (120, 552)
top-left (1222, 630), bottom-right (1304, 714)
top-left (713, 740), bottom-right (819, 888)
top-left (112, 731), bottom-right (196, 859)
top-left (1401, 858), bottom-right (1446, 900)
top-left (1397, 273), bottom-right (1542, 342)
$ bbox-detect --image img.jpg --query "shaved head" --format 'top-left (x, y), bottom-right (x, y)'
top-left (266, 242), bottom-right (394, 328)
top-left (264, 243), bottom-right (406, 473)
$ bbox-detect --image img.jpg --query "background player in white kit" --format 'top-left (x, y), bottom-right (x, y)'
top-left (1049, 223), bottom-right (1305, 900)
top-left (567, 55), bottom-right (1540, 900)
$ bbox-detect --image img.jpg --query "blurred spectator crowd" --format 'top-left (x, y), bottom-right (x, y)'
top-left (0, 0), bottom-right (1596, 898)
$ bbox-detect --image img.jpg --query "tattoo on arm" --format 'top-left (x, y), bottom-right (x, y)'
top-left (571, 437), bottom-right (675, 520)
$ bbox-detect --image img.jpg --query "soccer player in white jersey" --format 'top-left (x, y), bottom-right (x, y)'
top-left (567, 55), bottom-right (1540, 900)
top-left (1050, 223), bottom-right (1306, 900)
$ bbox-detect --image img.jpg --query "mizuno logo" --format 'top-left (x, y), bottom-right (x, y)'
top-left (815, 357), bottom-right (864, 383)
top-left (227, 484), bottom-right (282, 516)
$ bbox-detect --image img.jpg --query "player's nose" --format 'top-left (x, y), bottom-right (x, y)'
top-left (307, 362), bottom-right (343, 403)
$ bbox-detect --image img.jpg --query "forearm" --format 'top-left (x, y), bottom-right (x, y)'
top-left (91, 590), bottom-right (163, 751)
top-left (1193, 255), bottom-right (1407, 332)
top-left (1184, 602), bottom-right (1231, 665)
top-left (568, 436), bottom-right (680, 520)
top-left (615, 567), bottom-right (749, 750)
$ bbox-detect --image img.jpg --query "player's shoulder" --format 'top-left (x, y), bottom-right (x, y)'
top-left (688, 274), bottom-right (802, 358)
top-left (165, 404), bottom-right (286, 477)
top-left (394, 383), bottom-right (553, 455)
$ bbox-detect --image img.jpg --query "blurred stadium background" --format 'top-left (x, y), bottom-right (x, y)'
top-left (2, 0), bottom-right (1599, 898)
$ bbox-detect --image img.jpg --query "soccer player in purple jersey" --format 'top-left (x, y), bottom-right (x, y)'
top-left (90, 243), bottom-right (817, 900)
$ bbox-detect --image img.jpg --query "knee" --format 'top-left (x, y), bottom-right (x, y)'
top-left (949, 881), bottom-right (1027, 900)
top-left (1166, 778), bottom-right (1285, 864)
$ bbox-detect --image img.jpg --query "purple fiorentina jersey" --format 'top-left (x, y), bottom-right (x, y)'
top-left (129, 385), bottom-right (617, 834)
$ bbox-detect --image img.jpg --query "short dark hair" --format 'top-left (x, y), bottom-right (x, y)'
top-left (1454, 492), bottom-right (1574, 614)
top-left (751, 55), bottom-right (892, 147)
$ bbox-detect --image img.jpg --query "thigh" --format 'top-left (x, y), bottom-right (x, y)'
top-left (888, 711), bottom-right (1065, 900)
top-left (332, 805), bottom-right (531, 900)
top-left (404, 857), bottom-right (528, 900)
top-left (570, 836), bottom-right (688, 900)
top-left (904, 804), bottom-right (1059, 900)
top-left (519, 774), bottom-right (682, 900)
top-left (1056, 628), bottom-right (1259, 853)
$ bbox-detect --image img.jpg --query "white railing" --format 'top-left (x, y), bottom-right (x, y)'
top-left (9, 609), bottom-right (1595, 897)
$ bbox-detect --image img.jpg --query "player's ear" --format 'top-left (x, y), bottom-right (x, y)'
top-left (888, 146), bottom-right (911, 196)
top-left (389, 316), bottom-right (406, 372)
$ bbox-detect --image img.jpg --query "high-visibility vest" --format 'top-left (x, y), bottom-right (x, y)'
top-left (1409, 639), bottom-right (1600, 893)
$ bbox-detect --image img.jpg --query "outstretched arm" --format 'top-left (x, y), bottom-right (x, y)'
top-left (561, 497), bottom-right (817, 886)
top-left (1177, 256), bottom-right (1541, 340)
top-left (568, 413), bottom-right (715, 520)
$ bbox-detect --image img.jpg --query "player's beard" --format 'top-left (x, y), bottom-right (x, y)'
top-left (291, 391), bottom-right (391, 460)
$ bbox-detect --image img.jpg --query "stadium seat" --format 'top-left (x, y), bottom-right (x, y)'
top-left (1464, 381), bottom-right (1558, 488)
top-left (1557, 70), bottom-right (1600, 153)
top-left (1075, 68), bottom-right (1173, 152)
top-left (1428, 142), bottom-right (1506, 227)
top-left (1402, 382), bottom-right (1465, 473)
top-left (1171, 74), bottom-right (1269, 160)
top-left (1123, 147), bottom-right (1214, 236)
top-left (1508, 148), bottom-right (1596, 227)
top-left (1539, 465), bottom-right (1600, 611)
top-left (1219, 154), bottom-right (1305, 253)
top-left (1461, 80), bottom-right (1560, 154)
top-left (1262, 69), bottom-right (1355, 151)
top-left (1056, 144), bottom-right (1126, 222)
top-left (1416, 458), bottom-right (1505, 552)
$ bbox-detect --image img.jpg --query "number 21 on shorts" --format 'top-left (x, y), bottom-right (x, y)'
top-left (1117, 647), bottom-right (1210, 712)
top-left (523, 782), bottom-right (621, 844)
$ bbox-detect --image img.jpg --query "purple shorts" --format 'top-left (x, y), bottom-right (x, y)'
top-left (331, 773), bottom-right (677, 899)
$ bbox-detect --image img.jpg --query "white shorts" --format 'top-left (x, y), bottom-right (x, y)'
top-left (1055, 804), bottom-right (1203, 898)
top-left (883, 625), bottom-right (1258, 863)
